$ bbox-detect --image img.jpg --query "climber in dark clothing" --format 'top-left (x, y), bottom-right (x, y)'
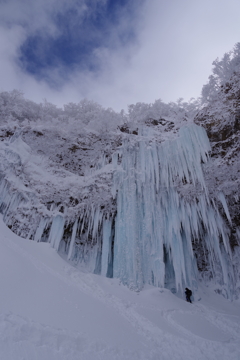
top-left (185, 288), bottom-right (192, 303)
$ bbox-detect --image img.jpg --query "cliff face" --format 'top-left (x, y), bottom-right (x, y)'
top-left (0, 82), bottom-right (239, 298)
top-left (195, 84), bottom-right (240, 242)
top-left (0, 95), bottom-right (185, 241)
top-left (194, 81), bottom-right (240, 298)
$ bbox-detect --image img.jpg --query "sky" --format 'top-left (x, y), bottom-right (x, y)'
top-left (0, 0), bottom-right (240, 111)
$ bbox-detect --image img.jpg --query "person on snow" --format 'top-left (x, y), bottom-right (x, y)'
top-left (185, 288), bottom-right (192, 303)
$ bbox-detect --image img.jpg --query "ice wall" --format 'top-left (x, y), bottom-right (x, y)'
top-left (0, 124), bottom-right (235, 297)
top-left (112, 124), bottom-right (233, 294)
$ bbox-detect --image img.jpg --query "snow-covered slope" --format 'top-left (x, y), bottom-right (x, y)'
top-left (0, 216), bottom-right (239, 360)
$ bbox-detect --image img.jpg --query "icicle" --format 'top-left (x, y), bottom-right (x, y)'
top-left (236, 228), bottom-right (240, 246)
top-left (218, 192), bottom-right (232, 225)
top-left (67, 219), bottom-right (78, 260)
top-left (92, 206), bottom-right (103, 238)
top-left (48, 215), bottom-right (65, 251)
top-left (101, 218), bottom-right (113, 277)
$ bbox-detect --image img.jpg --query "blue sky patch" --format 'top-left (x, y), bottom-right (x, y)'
top-left (19, 0), bottom-right (139, 86)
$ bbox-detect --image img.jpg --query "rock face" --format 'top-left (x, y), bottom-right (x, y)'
top-left (194, 82), bottom-right (240, 298)
top-left (195, 85), bottom-right (240, 242)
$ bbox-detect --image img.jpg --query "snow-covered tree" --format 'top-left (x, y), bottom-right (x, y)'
top-left (201, 42), bottom-right (240, 106)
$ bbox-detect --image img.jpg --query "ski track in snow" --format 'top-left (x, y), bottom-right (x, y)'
top-left (0, 226), bottom-right (240, 360)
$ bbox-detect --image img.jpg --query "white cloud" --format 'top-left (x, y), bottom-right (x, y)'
top-left (0, 0), bottom-right (240, 111)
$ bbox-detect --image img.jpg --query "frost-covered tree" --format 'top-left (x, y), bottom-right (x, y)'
top-left (0, 90), bottom-right (45, 124)
top-left (0, 92), bottom-right (127, 134)
top-left (127, 98), bottom-right (199, 130)
top-left (201, 42), bottom-right (240, 106)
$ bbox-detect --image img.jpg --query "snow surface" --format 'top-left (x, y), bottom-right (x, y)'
top-left (0, 217), bottom-right (239, 360)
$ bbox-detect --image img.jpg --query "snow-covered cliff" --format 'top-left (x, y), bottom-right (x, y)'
top-left (0, 45), bottom-right (239, 298)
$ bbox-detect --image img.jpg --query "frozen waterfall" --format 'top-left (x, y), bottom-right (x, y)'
top-left (112, 124), bottom-right (233, 294)
top-left (0, 124), bottom-right (235, 297)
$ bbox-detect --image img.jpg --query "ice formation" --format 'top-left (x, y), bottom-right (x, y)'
top-left (112, 124), bottom-right (233, 293)
top-left (0, 124), bottom-right (235, 296)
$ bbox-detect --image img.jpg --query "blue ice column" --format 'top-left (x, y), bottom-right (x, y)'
top-left (101, 218), bottom-right (113, 277)
top-left (48, 215), bottom-right (65, 251)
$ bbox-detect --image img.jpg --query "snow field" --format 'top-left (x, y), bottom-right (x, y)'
top-left (0, 217), bottom-right (240, 360)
